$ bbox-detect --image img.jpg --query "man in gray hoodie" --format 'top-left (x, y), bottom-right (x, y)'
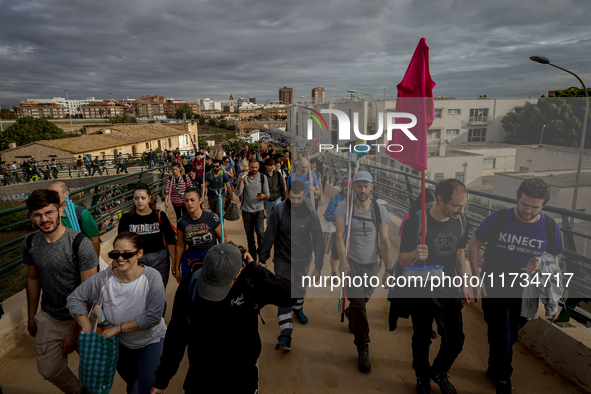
top-left (259, 180), bottom-right (324, 352)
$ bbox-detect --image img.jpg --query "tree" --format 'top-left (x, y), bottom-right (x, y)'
top-left (110, 114), bottom-right (137, 124)
top-left (148, 120), bottom-right (156, 123)
top-left (208, 118), bottom-right (217, 127)
top-left (0, 108), bottom-right (17, 120)
top-left (175, 104), bottom-right (194, 119)
top-left (198, 116), bottom-right (206, 126)
top-left (0, 117), bottom-right (68, 150)
top-left (502, 97), bottom-right (590, 147)
top-left (219, 120), bottom-right (228, 129)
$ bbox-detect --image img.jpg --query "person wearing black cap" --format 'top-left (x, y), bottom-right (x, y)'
top-left (151, 243), bottom-right (294, 394)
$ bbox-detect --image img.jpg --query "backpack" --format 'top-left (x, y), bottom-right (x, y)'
top-left (482, 209), bottom-right (557, 269)
top-left (24, 232), bottom-right (87, 266)
top-left (157, 210), bottom-right (178, 251)
top-left (351, 199), bottom-right (383, 264)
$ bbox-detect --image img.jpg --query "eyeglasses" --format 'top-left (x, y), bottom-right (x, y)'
top-left (517, 201), bottom-right (542, 212)
top-left (447, 202), bottom-right (470, 212)
top-left (108, 250), bottom-right (140, 260)
top-left (31, 209), bottom-right (57, 219)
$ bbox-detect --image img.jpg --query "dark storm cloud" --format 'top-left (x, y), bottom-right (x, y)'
top-left (1, 0), bottom-right (590, 107)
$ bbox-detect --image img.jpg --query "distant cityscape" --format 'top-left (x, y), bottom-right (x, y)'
top-left (8, 85), bottom-right (330, 120)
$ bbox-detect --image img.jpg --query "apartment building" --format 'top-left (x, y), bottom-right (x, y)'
top-left (13, 102), bottom-right (67, 119)
top-left (22, 97), bottom-right (97, 116)
top-left (279, 87), bottom-right (293, 105)
top-left (311, 86), bottom-right (325, 104)
top-left (81, 100), bottom-right (126, 119)
top-left (201, 98), bottom-right (222, 111)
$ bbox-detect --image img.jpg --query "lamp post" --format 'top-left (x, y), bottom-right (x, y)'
top-left (530, 56), bottom-right (589, 213)
top-left (539, 124), bottom-right (546, 146)
top-left (64, 90), bottom-right (74, 132)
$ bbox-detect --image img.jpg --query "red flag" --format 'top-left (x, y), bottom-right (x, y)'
top-left (386, 38), bottom-right (435, 172)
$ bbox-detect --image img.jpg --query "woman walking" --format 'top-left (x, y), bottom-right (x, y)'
top-left (67, 232), bottom-right (167, 394)
top-left (118, 183), bottom-right (177, 289)
top-left (175, 187), bottom-right (223, 282)
top-left (164, 162), bottom-right (193, 221)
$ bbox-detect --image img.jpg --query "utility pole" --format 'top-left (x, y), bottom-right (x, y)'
top-left (64, 90), bottom-right (74, 132)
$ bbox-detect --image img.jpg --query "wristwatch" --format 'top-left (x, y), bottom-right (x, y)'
top-left (385, 267), bottom-right (395, 275)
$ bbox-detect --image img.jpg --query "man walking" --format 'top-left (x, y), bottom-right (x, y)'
top-left (116, 153), bottom-right (128, 174)
top-left (259, 180), bottom-right (324, 351)
top-left (263, 158), bottom-right (285, 223)
top-left (335, 171), bottom-right (391, 373)
top-left (399, 178), bottom-right (471, 393)
top-left (91, 156), bottom-right (102, 176)
top-left (204, 159), bottom-right (233, 214)
top-left (49, 181), bottom-right (101, 257)
top-left (83, 155), bottom-right (91, 176)
top-left (468, 178), bottom-right (563, 394)
top-left (286, 158), bottom-right (320, 202)
top-left (76, 156), bottom-right (84, 178)
top-left (151, 243), bottom-right (294, 394)
top-left (24, 189), bottom-right (98, 394)
top-left (236, 158), bottom-right (269, 261)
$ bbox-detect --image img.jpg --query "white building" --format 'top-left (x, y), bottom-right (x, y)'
top-left (24, 97), bottom-right (97, 116)
top-left (201, 98), bottom-right (222, 111)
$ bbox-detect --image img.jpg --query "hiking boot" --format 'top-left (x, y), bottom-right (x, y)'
top-left (357, 344), bottom-right (371, 372)
top-left (416, 376), bottom-right (433, 394)
top-left (275, 338), bottom-right (291, 352)
top-left (344, 307), bottom-right (353, 333)
top-left (430, 370), bottom-right (457, 394)
top-left (293, 309), bottom-right (308, 324)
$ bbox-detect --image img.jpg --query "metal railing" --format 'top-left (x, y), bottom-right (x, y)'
top-left (1, 153), bottom-right (175, 185)
top-left (326, 154), bottom-right (591, 324)
top-left (0, 166), bottom-right (169, 300)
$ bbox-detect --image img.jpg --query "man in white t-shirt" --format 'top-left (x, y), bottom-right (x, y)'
top-left (335, 171), bottom-right (392, 373)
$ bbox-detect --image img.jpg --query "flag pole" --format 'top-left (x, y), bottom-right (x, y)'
top-left (421, 169), bottom-right (426, 245)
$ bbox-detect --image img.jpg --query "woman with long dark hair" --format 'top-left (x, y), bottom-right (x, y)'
top-left (164, 162), bottom-right (193, 221)
top-left (118, 183), bottom-right (177, 287)
top-left (175, 187), bottom-right (223, 282)
top-left (67, 232), bottom-right (167, 394)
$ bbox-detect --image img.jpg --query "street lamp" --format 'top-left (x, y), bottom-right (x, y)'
top-left (530, 56), bottom-right (589, 213)
top-left (348, 89), bottom-right (376, 102)
top-left (64, 90), bottom-right (74, 132)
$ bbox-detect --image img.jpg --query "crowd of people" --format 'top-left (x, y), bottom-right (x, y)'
top-left (20, 145), bottom-right (565, 394)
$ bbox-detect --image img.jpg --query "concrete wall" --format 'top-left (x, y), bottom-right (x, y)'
top-left (515, 145), bottom-right (591, 172)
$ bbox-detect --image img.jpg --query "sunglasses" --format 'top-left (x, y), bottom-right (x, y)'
top-left (213, 166), bottom-right (220, 169)
top-left (108, 250), bottom-right (140, 260)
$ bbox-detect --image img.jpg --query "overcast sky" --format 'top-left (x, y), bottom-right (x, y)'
top-left (1, 0), bottom-right (590, 109)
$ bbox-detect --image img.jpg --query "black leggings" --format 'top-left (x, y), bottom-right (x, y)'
top-left (173, 205), bottom-right (188, 221)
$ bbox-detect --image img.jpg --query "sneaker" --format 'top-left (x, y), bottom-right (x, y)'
top-left (293, 309), bottom-right (308, 324)
top-left (344, 307), bottom-right (353, 333)
top-left (416, 376), bottom-right (433, 394)
top-left (430, 370), bottom-right (457, 394)
top-left (486, 369), bottom-right (513, 393)
top-left (357, 344), bottom-right (371, 372)
top-left (275, 338), bottom-right (291, 352)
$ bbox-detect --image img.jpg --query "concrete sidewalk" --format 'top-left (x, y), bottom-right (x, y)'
top-left (0, 195), bottom-right (583, 393)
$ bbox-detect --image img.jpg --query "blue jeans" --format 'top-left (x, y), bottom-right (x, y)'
top-left (117, 337), bottom-right (164, 394)
top-left (264, 197), bottom-right (282, 224)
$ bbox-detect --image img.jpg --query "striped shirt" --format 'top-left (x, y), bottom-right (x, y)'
top-left (165, 175), bottom-right (193, 206)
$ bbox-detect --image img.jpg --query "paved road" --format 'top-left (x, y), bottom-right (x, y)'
top-left (0, 197), bottom-right (581, 393)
